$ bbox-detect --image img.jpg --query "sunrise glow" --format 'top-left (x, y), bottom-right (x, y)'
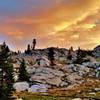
top-left (0, 0), bottom-right (100, 51)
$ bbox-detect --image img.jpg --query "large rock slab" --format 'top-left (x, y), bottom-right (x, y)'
top-left (34, 67), bottom-right (64, 77)
top-left (46, 77), bottom-right (62, 86)
top-left (67, 73), bottom-right (83, 84)
top-left (13, 82), bottom-right (29, 92)
top-left (30, 67), bottom-right (65, 86)
top-left (31, 74), bottom-right (62, 86)
top-left (28, 84), bottom-right (50, 93)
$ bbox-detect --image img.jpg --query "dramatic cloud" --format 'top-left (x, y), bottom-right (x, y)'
top-left (0, 0), bottom-right (100, 51)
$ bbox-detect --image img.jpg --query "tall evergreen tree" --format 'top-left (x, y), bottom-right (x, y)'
top-left (19, 58), bottom-right (29, 81)
top-left (0, 42), bottom-right (14, 98)
top-left (67, 46), bottom-right (73, 60)
top-left (32, 39), bottom-right (36, 50)
top-left (74, 47), bottom-right (84, 64)
top-left (48, 48), bottom-right (55, 66)
top-left (25, 44), bottom-right (31, 54)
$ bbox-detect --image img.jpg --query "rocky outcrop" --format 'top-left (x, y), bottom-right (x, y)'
top-left (30, 66), bottom-right (65, 87)
top-left (93, 45), bottom-right (100, 57)
top-left (13, 82), bottom-right (50, 93)
top-left (13, 47), bottom-right (100, 93)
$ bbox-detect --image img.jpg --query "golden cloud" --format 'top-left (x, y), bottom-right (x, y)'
top-left (0, 0), bottom-right (100, 50)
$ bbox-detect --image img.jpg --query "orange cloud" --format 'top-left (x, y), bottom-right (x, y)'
top-left (0, 0), bottom-right (100, 51)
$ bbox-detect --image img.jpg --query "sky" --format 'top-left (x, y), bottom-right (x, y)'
top-left (0, 0), bottom-right (100, 51)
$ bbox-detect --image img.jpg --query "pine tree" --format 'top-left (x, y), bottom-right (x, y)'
top-left (0, 42), bottom-right (14, 97)
top-left (67, 46), bottom-right (73, 60)
top-left (19, 58), bottom-right (29, 81)
top-left (25, 44), bottom-right (31, 54)
top-left (32, 39), bottom-right (36, 50)
top-left (48, 48), bottom-right (55, 66)
top-left (74, 47), bottom-right (83, 64)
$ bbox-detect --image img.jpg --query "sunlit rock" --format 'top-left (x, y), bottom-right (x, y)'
top-left (13, 82), bottom-right (29, 92)
top-left (28, 84), bottom-right (50, 93)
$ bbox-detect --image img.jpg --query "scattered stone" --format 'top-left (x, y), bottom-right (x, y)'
top-left (94, 88), bottom-right (100, 92)
top-left (89, 92), bottom-right (96, 95)
top-left (67, 84), bottom-right (78, 89)
top-left (60, 82), bottom-right (68, 87)
top-left (34, 57), bottom-right (50, 67)
top-left (71, 98), bottom-right (82, 100)
top-left (46, 77), bottom-right (62, 86)
top-left (67, 73), bottom-right (83, 84)
top-left (15, 98), bottom-right (23, 100)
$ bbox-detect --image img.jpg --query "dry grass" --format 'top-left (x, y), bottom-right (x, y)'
top-left (13, 78), bottom-right (100, 100)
